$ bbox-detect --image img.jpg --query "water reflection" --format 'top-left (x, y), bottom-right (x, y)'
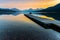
top-left (32, 12), bottom-right (60, 20)
top-left (0, 14), bottom-right (36, 24)
top-left (0, 14), bottom-right (60, 40)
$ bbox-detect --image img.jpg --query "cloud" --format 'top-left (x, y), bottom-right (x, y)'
top-left (0, 0), bottom-right (56, 3)
top-left (0, 1), bottom-right (57, 9)
top-left (0, 0), bottom-right (59, 9)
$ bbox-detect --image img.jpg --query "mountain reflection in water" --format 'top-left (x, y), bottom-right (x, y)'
top-left (0, 14), bottom-right (36, 24)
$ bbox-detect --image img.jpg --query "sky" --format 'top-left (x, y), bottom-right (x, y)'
top-left (0, 0), bottom-right (60, 9)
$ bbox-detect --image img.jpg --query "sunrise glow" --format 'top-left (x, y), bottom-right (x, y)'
top-left (0, 0), bottom-right (60, 9)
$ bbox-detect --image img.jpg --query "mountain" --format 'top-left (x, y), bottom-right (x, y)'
top-left (39, 3), bottom-right (60, 12)
top-left (11, 8), bottom-right (21, 12)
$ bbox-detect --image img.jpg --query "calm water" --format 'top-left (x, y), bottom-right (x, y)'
top-left (0, 14), bottom-right (60, 40)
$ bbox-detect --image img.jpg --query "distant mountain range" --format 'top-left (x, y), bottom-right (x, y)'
top-left (22, 8), bottom-right (43, 12)
top-left (0, 8), bottom-right (21, 12)
top-left (0, 8), bottom-right (21, 15)
top-left (1, 3), bottom-right (60, 13)
top-left (0, 4), bottom-right (60, 20)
